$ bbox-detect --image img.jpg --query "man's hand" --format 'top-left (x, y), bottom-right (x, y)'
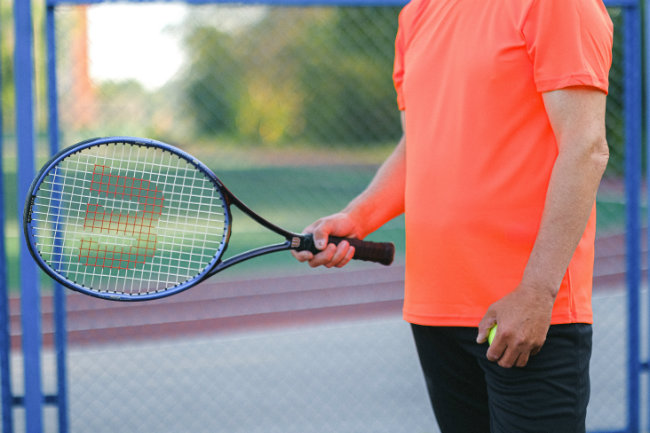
top-left (477, 284), bottom-right (555, 368)
top-left (291, 212), bottom-right (362, 268)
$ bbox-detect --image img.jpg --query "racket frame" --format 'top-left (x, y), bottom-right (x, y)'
top-left (23, 137), bottom-right (316, 301)
top-left (24, 137), bottom-right (232, 300)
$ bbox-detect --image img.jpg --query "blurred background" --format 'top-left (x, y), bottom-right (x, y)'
top-left (0, 2), bottom-right (642, 432)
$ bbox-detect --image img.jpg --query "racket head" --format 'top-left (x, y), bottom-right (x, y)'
top-left (24, 137), bottom-right (231, 301)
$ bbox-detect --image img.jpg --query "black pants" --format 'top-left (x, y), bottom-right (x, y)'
top-left (411, 324), bottom-right (592, 433)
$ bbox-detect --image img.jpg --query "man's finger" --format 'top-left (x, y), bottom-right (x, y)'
top-left (307, 244), bottom-right (337, 267)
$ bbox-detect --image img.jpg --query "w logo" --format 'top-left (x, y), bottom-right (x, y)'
top-left (79, 165), bottom-right (165, 270)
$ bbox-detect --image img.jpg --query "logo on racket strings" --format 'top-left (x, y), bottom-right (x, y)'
top-left (79, 165), bottom-right (165, 270)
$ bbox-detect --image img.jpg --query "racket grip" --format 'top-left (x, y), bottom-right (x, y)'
top-left (302, 234), bottom-right (395, 266)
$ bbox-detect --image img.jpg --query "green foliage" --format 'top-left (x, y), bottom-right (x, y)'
top-left (0, 1), bottom-right (15, 132)
top-left (182, 26), bottom-right (243, 137)
top-left (295, 8), bottom-right (401, 143)
top-left (178, 7), bottom-right (402, 146)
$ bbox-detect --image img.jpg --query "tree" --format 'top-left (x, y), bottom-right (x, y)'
top-left (181, 25), bottom-right (243, 137)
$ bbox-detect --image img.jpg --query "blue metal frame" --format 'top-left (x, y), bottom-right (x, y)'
top-left (45, 4), bottom-right (70, 431)
top-left (36, 0), bottom-right (647, 6)
top-left (45, 0), bottom-right (410, 6)
top-left (5, 0), bottom-right (642, 431)
top-left (643, 0), bottom-right (650, 430)
top-left (14, 0), bottom-right (44, 432)
top-left (623, 4), bottom-right (643, 433)
top-left (0, 162), bottom-right (12, 431)
top-left (0, 8), bottom-right (13, 432)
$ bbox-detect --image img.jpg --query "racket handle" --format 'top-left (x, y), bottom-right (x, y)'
top-left (301, 234), bottom-right (395, 266)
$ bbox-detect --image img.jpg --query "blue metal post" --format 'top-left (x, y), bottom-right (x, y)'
top-left (0, 16), bottom-right (13, 431)
top-left (645, 2), bottom-right (650, 433)
top-left (46, 4), bottom-right (69, 432)
top-left (643, 0), bottom-right (650, 430)
top-left (14, 0), bottom-right (43, 432)
top-left (623, 4), bottom-right (643, 433)
top-left (0, 163), bottom-right (13, 433)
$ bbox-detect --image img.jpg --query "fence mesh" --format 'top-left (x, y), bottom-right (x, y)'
top-left (1, 3), bottom-right (635, 432)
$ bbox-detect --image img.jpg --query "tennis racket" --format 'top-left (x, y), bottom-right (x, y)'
top-left (23, 137), bottom-right (394, 301)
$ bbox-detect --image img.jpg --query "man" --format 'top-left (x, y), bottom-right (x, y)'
top-left (293, 1), bottom-right (613, 432)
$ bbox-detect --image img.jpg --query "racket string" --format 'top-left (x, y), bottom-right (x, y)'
top-left (30, 142), bottom-right (229, 296)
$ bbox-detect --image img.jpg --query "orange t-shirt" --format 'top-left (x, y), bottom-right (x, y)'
top-left (393, 0), bottom-right (613, 326)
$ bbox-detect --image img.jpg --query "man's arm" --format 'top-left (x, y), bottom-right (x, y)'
top-left (292, 112), bottom-right (406, 268)
top-left (477, 87), bottom-right (609, 368)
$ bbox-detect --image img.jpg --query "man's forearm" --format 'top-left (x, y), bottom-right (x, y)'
top-left (521, 89), bottom-right (610, 297)
top-left (343, 135), bottom-right (406, 238)
top-left (521, 145), bottom-right (608, 296)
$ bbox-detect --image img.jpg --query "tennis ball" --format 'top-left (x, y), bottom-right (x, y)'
top-left (487, 325), bottom-right (497, 345)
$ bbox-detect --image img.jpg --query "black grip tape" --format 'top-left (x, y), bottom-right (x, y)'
top-left (301, 234), bottom-right (394, 266)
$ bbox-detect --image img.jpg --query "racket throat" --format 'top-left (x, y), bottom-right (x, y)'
top-left (208, 241), bottom-right (293, 277)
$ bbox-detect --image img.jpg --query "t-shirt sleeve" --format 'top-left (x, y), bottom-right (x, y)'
top-left (522, 0), bottom-right (613, 94)
top-left (393, 17), bottom-right (406, 110)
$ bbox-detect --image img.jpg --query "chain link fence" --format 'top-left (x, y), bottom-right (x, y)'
top-left (2, 3), bottom-right (635, 432)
